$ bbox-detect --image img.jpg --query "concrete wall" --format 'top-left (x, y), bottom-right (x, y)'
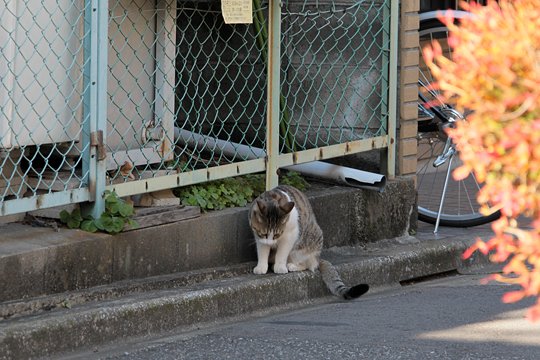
top-left (0, 178), bottom-right (415, 303)
top-left (109, 179), bottom-right (416, 283)
top-left (0, 0), bottom-right (421, 303)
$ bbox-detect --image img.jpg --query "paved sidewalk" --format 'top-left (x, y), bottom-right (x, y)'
top-left (416, 219), bottom-right (495, 242)
top-left (83, 268), bottom-right (540, 360)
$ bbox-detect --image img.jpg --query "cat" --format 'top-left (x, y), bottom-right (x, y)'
top-left (248, 184), bottom-right (369, 300)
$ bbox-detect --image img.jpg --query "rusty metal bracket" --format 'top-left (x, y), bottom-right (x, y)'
top-left (90, 130), bottom-right (107, 161)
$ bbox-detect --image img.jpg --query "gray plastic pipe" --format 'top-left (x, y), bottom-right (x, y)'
top-left (174, 128), bottom-right (385, 191)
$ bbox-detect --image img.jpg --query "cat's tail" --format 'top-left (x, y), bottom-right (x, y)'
top-left (318, 259), bottom-right (369, 300)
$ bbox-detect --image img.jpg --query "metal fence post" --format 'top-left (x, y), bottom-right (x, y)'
top-left (386, 0), bottom-right (399, 179)
top-left (265, 0), bottom-right (281, 190)
top-left (82, 0), bottom-right (108, 218)
top-left (82, 0), bottom-right (92, 198)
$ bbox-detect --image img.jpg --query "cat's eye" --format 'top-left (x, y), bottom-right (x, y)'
top-left (258, 232), bottom-right (268, 238)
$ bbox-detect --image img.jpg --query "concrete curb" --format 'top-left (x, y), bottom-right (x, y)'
top-left (0, 237), bottom-right (487, 359)
top-left (0, 180), bottom-right (417, 304)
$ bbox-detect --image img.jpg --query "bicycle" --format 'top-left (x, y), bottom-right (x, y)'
top-left (416, 10), bottom-right (500, 232)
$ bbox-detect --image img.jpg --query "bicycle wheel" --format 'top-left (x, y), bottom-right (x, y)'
top-left (417, 10), bottom-right (500, 227)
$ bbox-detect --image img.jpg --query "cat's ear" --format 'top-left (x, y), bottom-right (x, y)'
top-left (280, 201), bottom-right (295, 214)
top-left (256, 199), bottom-right (267, 214)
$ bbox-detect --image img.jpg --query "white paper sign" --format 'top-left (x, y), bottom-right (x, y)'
top-left (221, 0), bottom-right (253, 24)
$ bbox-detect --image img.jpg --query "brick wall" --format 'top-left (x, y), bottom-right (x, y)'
top-left (398, 0), bottom-right (419, 177)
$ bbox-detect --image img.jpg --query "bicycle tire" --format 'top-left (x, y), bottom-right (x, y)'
top-left (416, 10), bottom-right (500, 227)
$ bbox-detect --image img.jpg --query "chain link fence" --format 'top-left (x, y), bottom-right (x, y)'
top-left (281, 0), bottom-right (389, 152)
top-left (1, 1), bottom-right (90, 216)
top-left (0, 0), bottom-right (396, 217)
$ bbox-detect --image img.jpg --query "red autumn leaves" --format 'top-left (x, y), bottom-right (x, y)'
top-left (423, 0), bottom-right (540, 321)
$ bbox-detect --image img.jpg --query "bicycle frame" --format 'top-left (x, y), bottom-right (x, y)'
top-left (417, 81), bottom-right (459, 232)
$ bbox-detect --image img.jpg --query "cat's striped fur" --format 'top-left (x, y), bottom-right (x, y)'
top-left (248, 185), bottom-right (369, 300)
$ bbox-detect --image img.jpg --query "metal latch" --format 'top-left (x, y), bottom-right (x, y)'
top-left (90, 130), bottom-right (107, 161)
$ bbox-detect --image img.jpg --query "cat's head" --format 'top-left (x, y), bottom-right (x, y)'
top-left (250, 193), bottom-right (294, 244)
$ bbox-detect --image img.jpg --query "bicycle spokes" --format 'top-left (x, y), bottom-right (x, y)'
top-left (416, 10), bottom-right (500, 228)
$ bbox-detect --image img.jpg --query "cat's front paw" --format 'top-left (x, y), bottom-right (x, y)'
top-left (253, 264), bottom-right (268, 275)
top-left (287, 263), bottom-right (304, 272)
top-left (273, 263), bottom-right (288, 274)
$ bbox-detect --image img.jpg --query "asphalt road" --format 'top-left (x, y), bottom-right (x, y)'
top-left (67, 269), bottom-right (540, 360)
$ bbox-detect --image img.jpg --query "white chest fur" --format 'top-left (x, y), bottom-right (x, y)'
top-left (277, 190), bottom-right (300, 246)
top-left (253, 189), bottom-right (302, 275)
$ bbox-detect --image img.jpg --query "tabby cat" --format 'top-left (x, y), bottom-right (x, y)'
top-left (248, 185), bottom-right (369, 299)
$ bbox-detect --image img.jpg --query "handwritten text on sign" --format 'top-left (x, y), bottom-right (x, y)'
top-left (221, 0), bottom-right (252, 24)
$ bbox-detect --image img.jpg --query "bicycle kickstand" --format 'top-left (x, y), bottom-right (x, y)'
top-left (434, 155), bottom-right (454, 233)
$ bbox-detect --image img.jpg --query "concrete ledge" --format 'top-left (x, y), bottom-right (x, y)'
top-left (0, 236), bottom-right (487, 359)
top-left (0, 178), bottom-right (416, 303)
top-left (0, 225), bottom-right (113, 303)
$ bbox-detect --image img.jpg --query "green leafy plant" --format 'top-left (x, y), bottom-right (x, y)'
top-left (60, 190), bottom-right (137, 234)
top-left (174, 171), bottom-right (309, 212)
top-left (280, 170), bottom-right (310, 190)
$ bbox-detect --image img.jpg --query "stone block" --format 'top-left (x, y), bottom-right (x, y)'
top-left (400, 138), bottom-right (417, 157)
top-left (400, 30), bottom-right (419, 49)
top-left (401, 13), bottom-right (419, 31)
top-left (400, 49), bottom-right (420, 68)
top-left (0, 226), bottom-right (112, 302)
top-left (134, 189), bottom-right (180, 207)
top-left (43, 237), bottom-right (113, 294)
top-left (401, 83), bottom-right (419, 103)
top-left (399, 155), bottom-right (417, 176)
top-left (400, 67), bottom-right (419, 86)
top-left (400, 103), bottom-right (418, 122)
top-left (350, 178), bottom-right (416, 244)
top-left (0, 178), bottom-right (417, 301)
top-left (401, 0), bottom-right (420, 13)
top-left (308, 186), bottom-right (354, 248)
top-left (113, 207), bottom-right (255, 281)
top-left (0, 250), bottom-right (46, 302)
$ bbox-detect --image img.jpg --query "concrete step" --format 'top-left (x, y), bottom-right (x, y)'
top-left (0, 180), bottom-right (417, 304)
top-left (0, 236), bottom-right (490, 359)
